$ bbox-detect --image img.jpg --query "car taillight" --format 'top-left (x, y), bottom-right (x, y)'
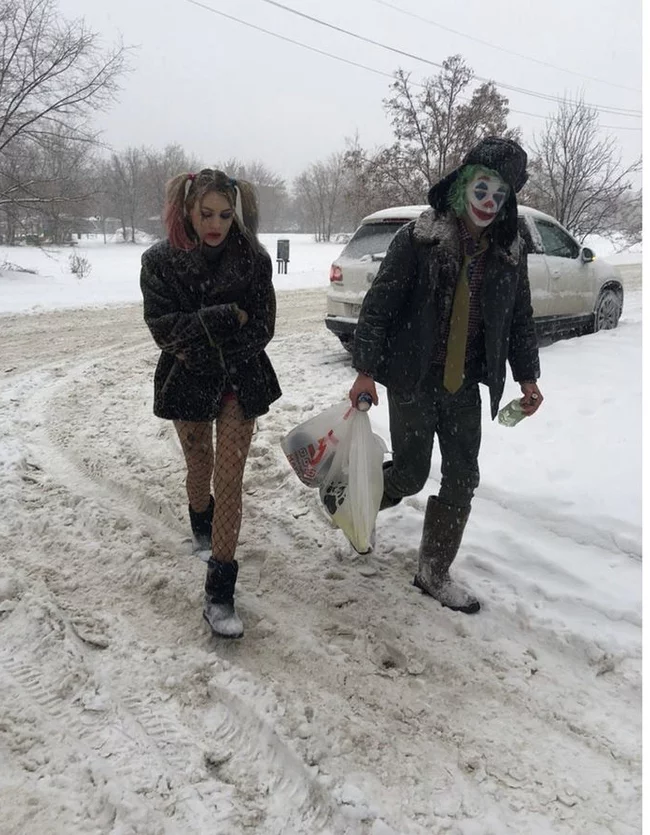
top-left (329, 264), bottom-right (343, 283)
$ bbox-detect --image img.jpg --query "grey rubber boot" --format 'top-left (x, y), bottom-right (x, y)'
top-left (413, 496), bottom-right (480, 614)
top-left (203, 558), bottom-right (244, 638)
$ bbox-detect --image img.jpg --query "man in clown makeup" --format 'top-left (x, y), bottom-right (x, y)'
top-left (349, 136), bottom-right (543, 615)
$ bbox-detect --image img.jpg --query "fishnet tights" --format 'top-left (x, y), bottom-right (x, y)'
top-left (174, 398), bottom-right (255, 561)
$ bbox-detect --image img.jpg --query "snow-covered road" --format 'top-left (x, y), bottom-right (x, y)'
top-left (0, 275), bottom-right (641, 834)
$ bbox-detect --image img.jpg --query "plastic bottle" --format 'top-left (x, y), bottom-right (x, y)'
top-left (498, 397), bottom-right (527, 427)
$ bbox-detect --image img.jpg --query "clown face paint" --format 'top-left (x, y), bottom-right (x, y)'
top-left (465, 173), bottom-right (509, 227)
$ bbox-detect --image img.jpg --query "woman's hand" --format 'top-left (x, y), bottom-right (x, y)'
top-left (349, 373), bottom-right (378, 408)
top-left (234, 306), bottom-right (248, 326)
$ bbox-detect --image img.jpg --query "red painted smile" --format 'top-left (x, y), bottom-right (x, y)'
top-left (470, 205), bottom-right (496, 222)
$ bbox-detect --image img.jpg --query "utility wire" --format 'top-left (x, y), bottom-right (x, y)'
top-left (185, 0), bottom-right (641, 131)
top-left (254, 0), bottom-right (641, 117)
top-left (370, 0), bottom-right (641, 94)
top-left (186, 0), bottom-right (395, 80)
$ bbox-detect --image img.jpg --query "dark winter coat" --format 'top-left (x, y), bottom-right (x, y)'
top-left (140, 232), bottom-right (281, 422)
top-left (352, 210), bottom-right (540, 419)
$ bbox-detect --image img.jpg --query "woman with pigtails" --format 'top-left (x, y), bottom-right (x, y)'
top-left (140, 169), bottom-right (281, 639)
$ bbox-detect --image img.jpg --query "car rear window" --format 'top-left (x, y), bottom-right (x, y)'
top-left (340, 221), bottom-right (407, 259)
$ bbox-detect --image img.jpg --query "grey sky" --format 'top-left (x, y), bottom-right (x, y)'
top-left (57, 0), bottom-right (642, 184)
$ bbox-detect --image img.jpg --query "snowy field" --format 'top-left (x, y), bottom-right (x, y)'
top-left (0, 230), bottom-right (641, 316)
top-left (0, 234), bottom-right (642, 834)
top-left (0, 233), bottom-right (344, 315)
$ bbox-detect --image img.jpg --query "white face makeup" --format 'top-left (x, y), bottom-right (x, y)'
top-left (465, 173), bottom-right (509, 227)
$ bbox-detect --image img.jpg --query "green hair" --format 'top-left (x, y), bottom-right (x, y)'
top-left (447, 164), bottom-right (507, 216)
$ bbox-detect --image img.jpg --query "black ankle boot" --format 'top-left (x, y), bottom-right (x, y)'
top-left (189, 496), bottom-right (214, 556)
top-left (203, 558), bottom-right (243, 638)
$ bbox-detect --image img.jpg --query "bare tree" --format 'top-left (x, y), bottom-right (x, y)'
top-left (453, 80), bottom-right (517, 165)
top-left (613, 189), bottom-right (642, 248)
top-left (31, 128), bottom-right (94, 243)
top-left (526, 95), bottom-right (641, 242)
top-left (89, 147), bottom-right (286, 242)
top-left (214, 158), bottom-right (288, 232)
top-left (340, 57), bottom-right (518, 217)
top-left (87, 159), bottom-right (115, 243)
top-left (344, 129), bottom-right (424, 212)
top-left (294, 153), bottom-right (346, 241)
top-left (215, 158), bottom-right (283, 188)
top-left (108, 148), bottom-right (146, 242)
top-left (0, 140), bottom-right (33, 242)
top-left (381, 56), bottom-right (518, 190)
top-left (341, 132), bottom-right (388, 228)
top-left (142, 143), bottom-right (202, 235)
top-left (0, 0), bottom-right (128, 220)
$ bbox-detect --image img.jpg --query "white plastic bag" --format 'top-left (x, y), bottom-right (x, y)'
top-left (281, 401), bottom-right (387, 554)
top-left (280, 401), bottom-right (348, 488)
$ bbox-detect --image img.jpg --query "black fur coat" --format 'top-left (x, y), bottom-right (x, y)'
top-left (140, 231), bottom-right (281, 421)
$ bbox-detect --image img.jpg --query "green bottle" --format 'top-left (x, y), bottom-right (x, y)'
top-left (498, 398), bottom-right (526, 427)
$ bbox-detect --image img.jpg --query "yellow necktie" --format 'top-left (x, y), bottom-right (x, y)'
top-left (443, 241), bottom-right (487, 394)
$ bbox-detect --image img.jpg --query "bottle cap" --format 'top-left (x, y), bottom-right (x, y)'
top-left (356, 392), bottom-right (373, 411)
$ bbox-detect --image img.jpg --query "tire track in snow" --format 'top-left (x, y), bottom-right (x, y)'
top-left (2, 349), bottom-right (358, 834)
top-left (2, 295), bottom-right (641, 835)
top-left (6, 348), bottom-right (187, 544)
top-left (0, 591), bottom-right (241, 831)
top-left (26, 323), bottom-right (639, 832)
top-left (0, 647), bottom-right (235, 834)
top-left (0, 594), bottom-right (348, 835)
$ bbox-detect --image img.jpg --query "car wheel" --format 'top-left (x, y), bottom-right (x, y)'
top-left (593, 289), bottom-right (622, 332)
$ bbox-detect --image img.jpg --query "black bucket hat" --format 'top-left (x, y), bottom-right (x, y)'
top-left (427, 136), bottom-right (528, 248)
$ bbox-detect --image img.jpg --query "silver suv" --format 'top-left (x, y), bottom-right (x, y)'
top-left (325, 204), bottom-right (624, 350)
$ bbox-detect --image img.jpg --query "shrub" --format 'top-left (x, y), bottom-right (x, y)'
top-left (69, 253), bottom-right (92, 278)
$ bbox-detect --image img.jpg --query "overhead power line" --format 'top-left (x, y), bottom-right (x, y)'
top-left (255, 0), bottom-right (641, 118)
top-left (184, 0), bottom-right (641, 131)
top-left (186, 0), bottom-right (398, 80)
top-left (370, 0), bottom-right (641, 94)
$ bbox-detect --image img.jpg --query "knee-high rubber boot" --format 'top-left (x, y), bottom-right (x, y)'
top-left (413, 496), bottom-right (480, 614)
top-left (203, 558), bottom-right (244, 638)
